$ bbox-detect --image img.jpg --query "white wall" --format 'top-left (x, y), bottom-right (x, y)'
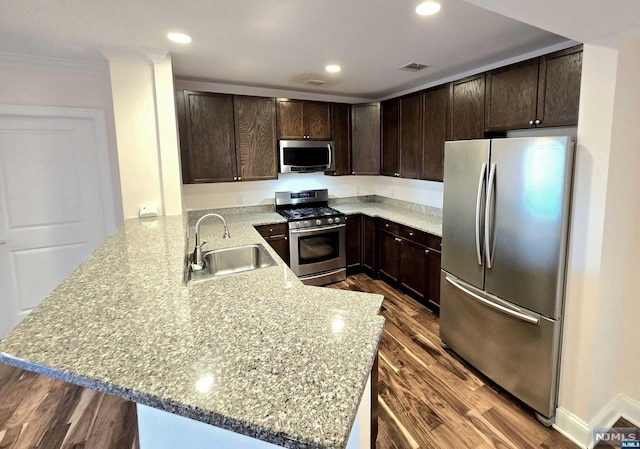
top-left (557, 40), bottom-right (618, 425)
top-left (182, 173), bottom-right (444, 210)
top-left (605, 34), bottom-right (640, 408)
top-left (0, 60), bottom-right (123, 225)
top-left (107, 55), bottom-right (183, 218)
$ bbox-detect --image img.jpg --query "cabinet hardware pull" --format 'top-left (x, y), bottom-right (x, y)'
top-left (233, 176), bottom-right (237, 180)
top-left (534, 119), bottom-right (541, 125)
top-left (385, 224), bottom-right (389, 227)
top-left (425, 249), bottom-right (430, 254)
top-left (529, 120), bottom-right (534, 125)
top-left (238, 177), bottom-right (242, 181)
top-left (409, 232), bottom-right (414, 236)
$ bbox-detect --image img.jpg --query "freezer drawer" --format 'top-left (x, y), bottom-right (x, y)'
top-left (440, 271), bottom-right (561, 419)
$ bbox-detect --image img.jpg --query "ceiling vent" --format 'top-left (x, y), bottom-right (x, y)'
top-left (305, 79), bottom-right (327, 86)
top-left (398, 62), bottom-right (429, 72)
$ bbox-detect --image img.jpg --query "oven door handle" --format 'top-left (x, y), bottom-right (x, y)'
top-left (290, 224), bottom-right (346, 235)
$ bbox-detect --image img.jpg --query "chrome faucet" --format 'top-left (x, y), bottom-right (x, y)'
top-left (192, 213), bottom-right (230, 270)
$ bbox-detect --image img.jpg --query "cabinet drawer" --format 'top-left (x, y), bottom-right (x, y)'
top-left (399, 225), bottom-right (441, 250)
top-left (254, 223), bottom-right (288, 238)
top-left (377, 219), bottom-right (400, 235)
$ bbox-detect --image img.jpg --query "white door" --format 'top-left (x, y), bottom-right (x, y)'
top-left (0, 106), bottom-right (116, 338)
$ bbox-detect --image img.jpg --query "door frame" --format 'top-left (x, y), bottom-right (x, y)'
top-left (0, 104), bottom-right (118, 235)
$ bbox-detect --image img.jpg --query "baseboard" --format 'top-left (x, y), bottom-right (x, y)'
top-left (619, 395), bottom-right (640, 427)
top-left (554, 394), bottom-right (640, 449)
top-left (554, 407), bottom-right (589, 449)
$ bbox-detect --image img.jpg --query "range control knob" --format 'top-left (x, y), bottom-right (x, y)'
top-left (303, 221), bottom-right (309, 227)
top-left (328, 218), bottom-right (334, 224)
top-left (335, 217), bottom-right (341, 223)
top-left (316, 219), bottom-right (322, 225)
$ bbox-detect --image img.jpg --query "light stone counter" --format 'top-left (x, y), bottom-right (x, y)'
top-left (0, 213), bottom-right (384, 449)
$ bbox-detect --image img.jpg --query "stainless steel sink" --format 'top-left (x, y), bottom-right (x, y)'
top-left (188, 243), bottom-right (277, 283)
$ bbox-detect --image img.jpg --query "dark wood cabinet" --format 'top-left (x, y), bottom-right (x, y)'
top-left (425, 248), bottom-right (441, 308)
top-left (233, 96), bottom-right (278, 181)
top-left (422, 84), bottom-right (451, 182)
top-left (381, 98), bottom-right (400, 177)
top-left (276, 99), bottom-right (331, 139)
top-left (177, 91), bottom-right (277, 184)
top-left (399, 93), bottom-right (422, 180)
top-left (375, 218), bottom-right (441, 309)
top-left (451, 74), bottom-right (486, 140)
top-left (362, 215), bottom-right (376, 274)
top-left (485, 45), bottom-right (583, 131)
top-left (254, 223), bottom-right (289, 265)
top-left (485, 59), bottom-right (540, 131)
top-left (179, 91), bottom-right (237, 183)
top-left (378, 230), bottom-right (400, 283)
top-left (345, 214), bottom-right (362, 272)
top-left (537, 46), bottom-right (583, 127)
top-left (329, 103), bottom-right (351, 176)
top-left (351, 103), bottom-right (381, 175)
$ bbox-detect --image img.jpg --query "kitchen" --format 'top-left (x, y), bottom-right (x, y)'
top-left (1, 1), bottom-right (640, 448)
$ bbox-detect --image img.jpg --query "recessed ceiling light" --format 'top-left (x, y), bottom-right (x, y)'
top-left (325, 64), bottom-right (341, 73)
top-left (167, 32), bottom-right (192, 44)
top-left (415, 1), bottom-right (441, 16)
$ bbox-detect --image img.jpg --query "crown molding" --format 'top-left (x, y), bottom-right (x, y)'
top-left (0, 52), bottom-right (107, 73)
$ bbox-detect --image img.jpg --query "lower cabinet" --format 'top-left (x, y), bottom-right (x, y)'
top-left (376, 218), bottom-right (442, 310)
top-left (254, 224), bottom-right (289, 266)
top-left (345, 215), bottom-right (362, 273)
top-left (362, 215), bottom-right (377, 274)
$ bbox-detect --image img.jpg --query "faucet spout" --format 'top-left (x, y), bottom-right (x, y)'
top-left (193, 213), bottom-right (230, 270)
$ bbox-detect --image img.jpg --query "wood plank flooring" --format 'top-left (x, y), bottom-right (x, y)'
top-left (0, 272), bottom-right (637, 449)
top-left (0, 363), bottom-right (138, 449)
top-left (327, 273), bottom-right (580, 449)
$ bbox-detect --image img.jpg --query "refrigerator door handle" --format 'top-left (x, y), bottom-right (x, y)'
top-left (475, 163), bottom-right (487, 266)
top-left (445, 275), bottom-right (540, 325)
top-left (484, 163), bottom-right (497, 268)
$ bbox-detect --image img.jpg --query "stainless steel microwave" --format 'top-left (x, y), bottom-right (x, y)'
top-left (279, 140), bottom-right (335, 173)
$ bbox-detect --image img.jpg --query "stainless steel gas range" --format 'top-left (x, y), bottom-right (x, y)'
top-left (276, 189), bottom-right (346, 286)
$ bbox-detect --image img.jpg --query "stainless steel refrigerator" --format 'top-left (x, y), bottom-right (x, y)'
top-left (440, 136), bottom-right (575, 425)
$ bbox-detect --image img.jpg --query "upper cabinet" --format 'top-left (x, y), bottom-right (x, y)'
top-left (536, 46), bottom-right (583, 127)
top-left (351, 103), bottom-right (381, 175)
top-left (233, 95), bottom-right (278, 181)
top-left (422, 84), bottom-right (451, 182)
top-left (381, 98), bottom-right (400, 177)
top-left (451, 74), bottom-right (486, 140)
top-left (485, 45), bottom-right (583, 130)
top-left (276, 99), bottom-right (331, 139)
top-left (329, 103), bottom-right (351, 176)
top-left (399, 93), bottom-right (422, 180)
top-left (177, 90), bottom-right (277, 184)
top-left (178, 90), bottom-right (237, 183)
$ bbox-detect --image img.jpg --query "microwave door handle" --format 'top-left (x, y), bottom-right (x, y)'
top-left (327, 143), bottom-right (332, 169)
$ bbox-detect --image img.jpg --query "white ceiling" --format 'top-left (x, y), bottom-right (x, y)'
top-left (0, 0), bottom-right (584, 99)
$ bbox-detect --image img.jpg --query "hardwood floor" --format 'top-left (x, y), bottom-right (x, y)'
top-left (328, 273), bottom-right (579, 449)
top-left (0, 273), bottom-right (636, 449)
top-left (0, 363), bottom-right (138, 449)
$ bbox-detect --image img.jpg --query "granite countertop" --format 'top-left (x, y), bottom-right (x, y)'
top-left (334, 203), bottom-right (442, 237)
top-left (0, 212), bottom-right (385, 449)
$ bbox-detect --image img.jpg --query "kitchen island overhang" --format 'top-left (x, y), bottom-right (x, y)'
top-left (0, 213), bottom-right (384, 449)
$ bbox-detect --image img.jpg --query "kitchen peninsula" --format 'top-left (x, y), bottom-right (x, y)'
top-left (0, 211), bottom-right (385, 449)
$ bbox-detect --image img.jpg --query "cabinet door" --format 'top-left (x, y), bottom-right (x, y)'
top-left (183, 91), bottom-right (237, 183)
top-left (277, 100), bottom-right (304, 139)
top-left (422, 84), bottom-right (451, 181)
top-left (399, 239), bottom-right (428, 302)
top-left (485, 59), bottom-right (540, 131)
top-left (304, 102), bottom-right (331, 139)
top-left (345, 214), bottom-right (362, 269)
top-left (330, 103), bottom-right (351, 175)
top-left (399, 93), bottom-right (422, 179)
top-left (537, 46), bottom-right (583, 127)
top-left (267, 235), bottom-right (289, 266)
top-left (351, 103), bottom-right (381, 175)
top-left (451, 74), bottom-right (485, 140)
top-left (234, 96), bottom-right (277, 181)
top-left (381, 98), bottom-right (399, 176)
top-left (378, 230), bottom-right (399, 283)
top-left (426, 249), bottom-right (441, 308)
top-left (362, 215), bottom-right (376, 273)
